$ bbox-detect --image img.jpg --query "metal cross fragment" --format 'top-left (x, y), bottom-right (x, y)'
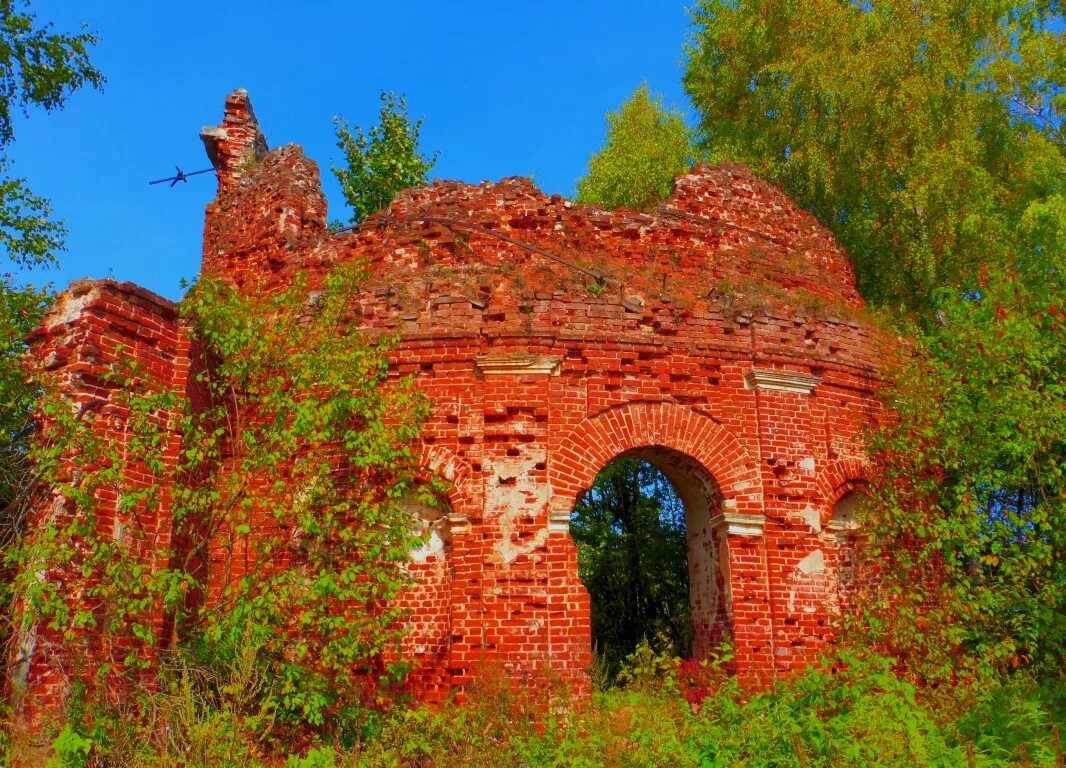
top-left (148, 165), bottom-right (214, 187)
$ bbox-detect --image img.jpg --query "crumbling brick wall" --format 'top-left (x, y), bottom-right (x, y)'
top-left (15, 281), bottom-right (191, 719)
top-left (16, 89), bottom-right (884, 714)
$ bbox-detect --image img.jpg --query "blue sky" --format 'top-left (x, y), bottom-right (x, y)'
top-left (10, 1), bottom-right (694, 300)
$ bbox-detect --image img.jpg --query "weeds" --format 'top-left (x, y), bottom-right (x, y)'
top-left (14, 644), bottom-right (1063, 767)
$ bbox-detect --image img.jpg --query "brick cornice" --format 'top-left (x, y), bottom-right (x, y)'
top-left (710, 512), bottom-right (766, 537)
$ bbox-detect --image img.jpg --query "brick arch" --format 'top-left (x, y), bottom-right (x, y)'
top-left (815, 457), bottom-right (869, 526)
top-left (549, 401), bottom-right (761, 519)
top-left (418, 443), bottom-right (480, 523)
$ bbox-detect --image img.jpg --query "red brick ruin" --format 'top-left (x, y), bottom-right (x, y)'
top-left (14, 90), bottom-right (881, 714)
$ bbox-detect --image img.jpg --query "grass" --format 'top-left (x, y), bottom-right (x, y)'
top-left (10, 643), bottom-right (1064, 768)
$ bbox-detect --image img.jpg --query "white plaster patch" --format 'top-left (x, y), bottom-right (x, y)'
top-left (46, 287), bottom-right (99, 328)
top-left (278, 206), bottom-right (301, 236)
top-left (13, 623), bottom-right (37, 689)
top-left (798, 456), bottom-right (816, 475)
top-left (489, 454), bottom-right (552, 564)
top-left (496, 527), bottom-right (549, 564)
top-left (492, 484), bottom-right (540, 516)
top-left (199, 125), bottom-right (228, 143)
top-left (797, 549), bottom-right (825, 574)
top-left (493, 461), bottom-right (526, 482)
top-left (798, 505), bottom-right (821, 533)
top-left (437, 456), bottom-right (458, 480)
top-left (830, 493), bottom-right (861, 531)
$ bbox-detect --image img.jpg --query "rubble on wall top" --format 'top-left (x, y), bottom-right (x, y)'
top-left (198, 89), bottom-right (865, 316)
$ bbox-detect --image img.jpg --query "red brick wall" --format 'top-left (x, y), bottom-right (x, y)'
top-left (18, 89), bottom-right (884, 713)
top-left (16, 280), bottom-right (190, 721)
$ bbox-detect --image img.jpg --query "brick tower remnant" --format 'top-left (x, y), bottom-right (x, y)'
top-left (15, 90), bottom-right (882, 714)
top-left (199, 88), bottom-right (268, 191)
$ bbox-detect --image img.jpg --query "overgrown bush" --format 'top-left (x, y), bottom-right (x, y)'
top-left (4, 264), bottom-right (433, 763)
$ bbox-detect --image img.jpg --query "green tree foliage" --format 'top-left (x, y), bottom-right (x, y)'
top-left (7, 265), bottom-right (431, 747)
top-left (570, 458), bottom-right (691, 676)
top-left (177, 268), bottom-right (431, 729)
top-left (0, 0), bottom-right (103, 266)
top-left (683, 0), bottom-right (1065, 312)
top-left (332, 91), bottom-right (438, 225)
top-left (0, 275), bottom-right (47, 517)
top-left (685, 0), bottom-right (1066, 683)
top-left (576, 84), bottom-right (693, 211)
top-left (0, 1), bottom-right (99, 593)
top-left (857, 247), bottom-right (1066, 681)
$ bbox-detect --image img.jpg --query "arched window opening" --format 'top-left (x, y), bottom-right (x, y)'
top-left (569, 447), bottom-right (724, 679)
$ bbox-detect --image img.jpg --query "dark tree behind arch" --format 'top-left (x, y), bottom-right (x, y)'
top-left (570, 457), bottom-right (690, 677)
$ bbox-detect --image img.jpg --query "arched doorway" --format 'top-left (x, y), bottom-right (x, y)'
top-left (569, 446), bottom-right (727, 677)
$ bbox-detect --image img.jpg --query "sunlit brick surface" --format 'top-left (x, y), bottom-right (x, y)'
top-left (18, 90), bottom-right (883, 716)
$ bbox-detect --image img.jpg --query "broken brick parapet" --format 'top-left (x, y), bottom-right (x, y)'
top-left (200, 88), bottom-right (269, 192)
top-left (333, 162), bottom-right (863, 307)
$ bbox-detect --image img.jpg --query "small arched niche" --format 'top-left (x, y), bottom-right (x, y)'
top-left (828, 492), bottom-right (861, 536)
top-left (569, 445), bottom-right (728, 673)
top-left (398, 493), bottom-right (454, 664)
top-left (826, 490), bottom-right (864, 612)
top-left (403, 494), bottom-right (453, 565)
